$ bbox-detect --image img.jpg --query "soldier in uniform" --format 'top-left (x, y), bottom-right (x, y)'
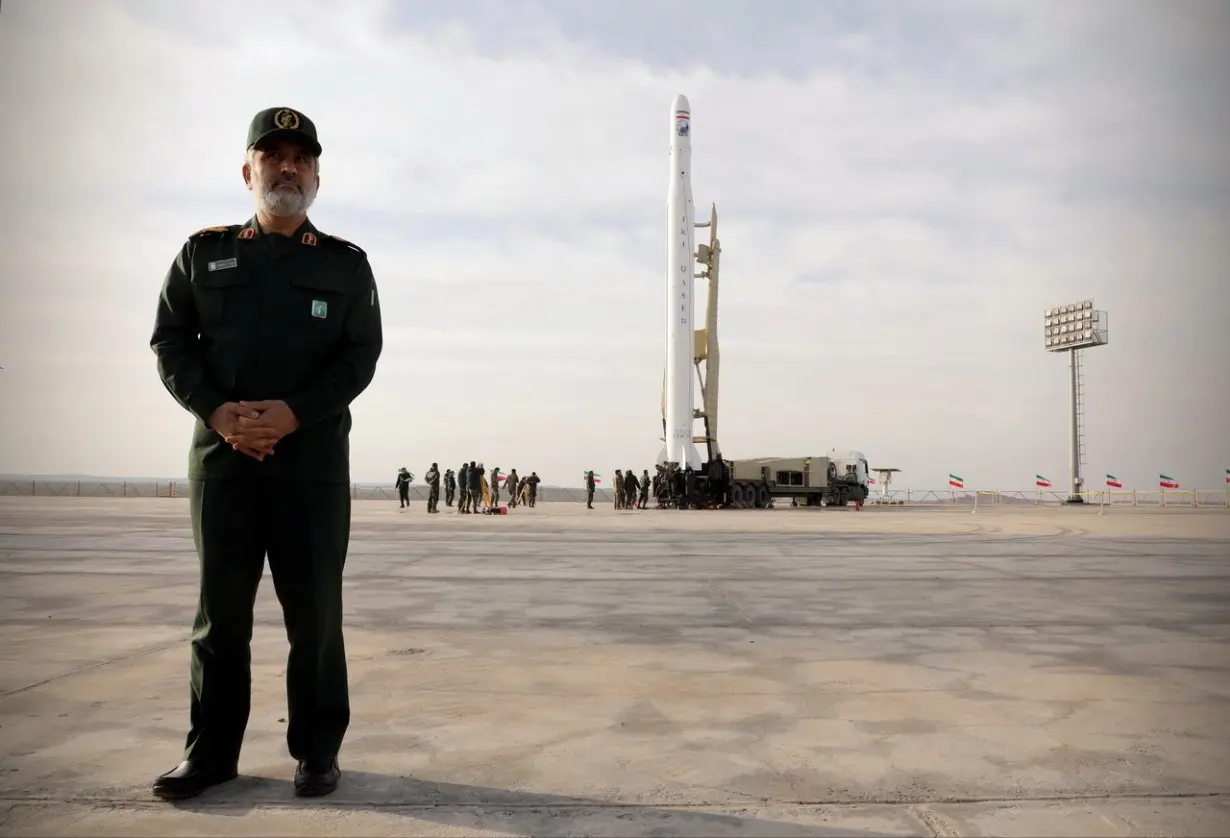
top-left (468, 460), bottom-right (483, 511)
top-left (443, 468), bottom-right (455, 507)
top-left (395, 466), bottom-right (411, 508)
top-left (613, 469), bottom-right (625, 509)
top-left (490, 466), bottom-right (502, 507)
top-left (425, 463), bottom-right (440, 513)
top-left (458, 462), bottom-right (470, 512)
top-left (639, 469), bottom-right (651, 508)
top-left (585, 471), bottom-right (596, 509)
top-left (148, 107), bottom-right (382, 800)
top-left (624, 469), bottom-right (639, 510)
top-left (506, 468), bottom-right (519, 508)
top-left (527, 471), bottom-right (540, 506)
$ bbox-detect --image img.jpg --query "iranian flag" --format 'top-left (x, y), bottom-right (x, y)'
top-left (868, 477), bottom-right (877, 485)
top-left (1035, 474), bottom-right (1051, 487)
top-left (584, 472), bottom-right (602, 484)
top-left (948, 473), bottom-right (964, 489)
top-left (1225, 468), bottom-right (1229, 485)
top-left (1159, 474), bottom-right (1179, 489)
top-left (1105, 474), bottom-right (1122, 488)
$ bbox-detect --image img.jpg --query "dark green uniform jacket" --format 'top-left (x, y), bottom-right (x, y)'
top-left (150, 216), bottom-right (383, 482)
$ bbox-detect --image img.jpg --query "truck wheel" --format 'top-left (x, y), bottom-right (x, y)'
top-left (730, 483), bottom-right (744, 507)
top-left (757, 485), bottom-right (770, 508)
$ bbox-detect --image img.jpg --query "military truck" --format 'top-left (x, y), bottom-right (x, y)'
top-left (725, 450), bottom-right (871, 508)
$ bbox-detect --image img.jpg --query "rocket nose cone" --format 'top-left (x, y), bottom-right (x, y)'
top-left (672, 94), bottom-right (690, 113)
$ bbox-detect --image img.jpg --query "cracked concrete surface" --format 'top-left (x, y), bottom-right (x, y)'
top-left (1, 497), bottom-right (1228, 836)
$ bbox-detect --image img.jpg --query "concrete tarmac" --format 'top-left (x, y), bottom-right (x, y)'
top-left (1, 497), bottom-right (1228, 837)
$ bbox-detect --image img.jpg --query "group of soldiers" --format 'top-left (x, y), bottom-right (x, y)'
top-left (587, 460), bottom-right (730, 510)
top-left (584, 469), bottom-right (652, 510)
top-left (395, 463), bottom-right (542, 513)
top-left (392, 460), bottom-right (722, 515)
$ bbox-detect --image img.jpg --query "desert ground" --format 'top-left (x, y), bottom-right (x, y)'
top-left (1, 497), bottom-right (1228, 837)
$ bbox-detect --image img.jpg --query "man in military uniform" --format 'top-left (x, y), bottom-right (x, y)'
top-left (527, 471), bottom-right (540, 506)
top-left (395, 467), bottom-right (411, 509)
top-left (639, 469), bottom-right (651, 509)
top-left (458, 462), bottom-right (470, 512)
top-left (148, 106), bottom-right (382, 800)
top-left (506, 468), bottom-right (519, 508)
top-left (585, 471), bottom-right (596, 509)
top-left (468, 460), bottom-right (483, 512)
top-left (490, 466), bottom-right (502, 507)
top-left (624, 469), bottom-right (639, 511)
top-left (444, 468), bottom-right (455, 507)
top-left (425, 463), bottom-right (440, 513)
top-left (613, 469), bottom-right (625, 509)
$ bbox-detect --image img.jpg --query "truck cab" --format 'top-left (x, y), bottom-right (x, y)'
top-left (828, 449), bottom-right (871, 497)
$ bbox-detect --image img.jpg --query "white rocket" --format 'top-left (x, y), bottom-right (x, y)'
top-left (657, 94), bottom-right (703, 470)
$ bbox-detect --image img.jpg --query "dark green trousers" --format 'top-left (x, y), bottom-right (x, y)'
top-left (183, 477), bottom-right (351, 767)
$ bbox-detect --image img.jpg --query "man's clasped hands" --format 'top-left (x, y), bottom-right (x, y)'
top-left (207, 400), bottom-right (300, 461)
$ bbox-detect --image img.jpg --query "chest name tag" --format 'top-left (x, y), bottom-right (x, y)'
top-left (207, 258), bottom-right (238, 271)
top-left (311, 299), bottom-right (328, 319)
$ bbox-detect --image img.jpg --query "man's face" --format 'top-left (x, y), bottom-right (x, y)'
top-left (243, 140), bottom-right (319, 218)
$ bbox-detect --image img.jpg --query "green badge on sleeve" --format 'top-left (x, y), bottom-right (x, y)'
top-left (311, 299), bottom-right (328, 319)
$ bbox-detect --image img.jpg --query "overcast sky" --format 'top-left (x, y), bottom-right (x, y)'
top-left (0, 0), bottom-right (1227, 489)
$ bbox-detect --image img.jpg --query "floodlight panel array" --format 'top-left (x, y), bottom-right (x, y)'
top-left (1043, 300), bottom-right (1106, 350)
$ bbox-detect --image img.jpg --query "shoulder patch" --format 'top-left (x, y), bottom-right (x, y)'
top-left (189, 225), bottom-right (235, 240)
top-left (319, 232), bottom-right (366, 254)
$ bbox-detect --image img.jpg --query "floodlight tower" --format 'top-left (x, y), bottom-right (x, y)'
top-left (1043, 299), bottom-right (1109, 503)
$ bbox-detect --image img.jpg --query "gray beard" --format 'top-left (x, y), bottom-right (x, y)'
top-left (259, 182), bottom-right (316, 217)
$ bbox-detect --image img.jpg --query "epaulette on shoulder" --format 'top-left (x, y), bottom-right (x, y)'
top-left (319, 231), bottom-right (366, 255)
top-left (188, 225), bottom-right (236, 240)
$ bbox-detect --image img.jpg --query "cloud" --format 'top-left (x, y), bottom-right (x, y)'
top-left (0, 0), bottom-right (1226, 490)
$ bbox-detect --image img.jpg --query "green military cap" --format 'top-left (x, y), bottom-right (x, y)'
top-left (246, 107), bottom-right (322, 157)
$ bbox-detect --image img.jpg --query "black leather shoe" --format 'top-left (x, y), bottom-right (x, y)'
top-left (293, 757), bottom-right (340, 797)
top-left (152, 759), bottom-right (238, 800)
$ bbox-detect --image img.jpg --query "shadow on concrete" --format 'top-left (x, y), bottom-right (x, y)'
top-left (170, 770), bottom-right (900, 837)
